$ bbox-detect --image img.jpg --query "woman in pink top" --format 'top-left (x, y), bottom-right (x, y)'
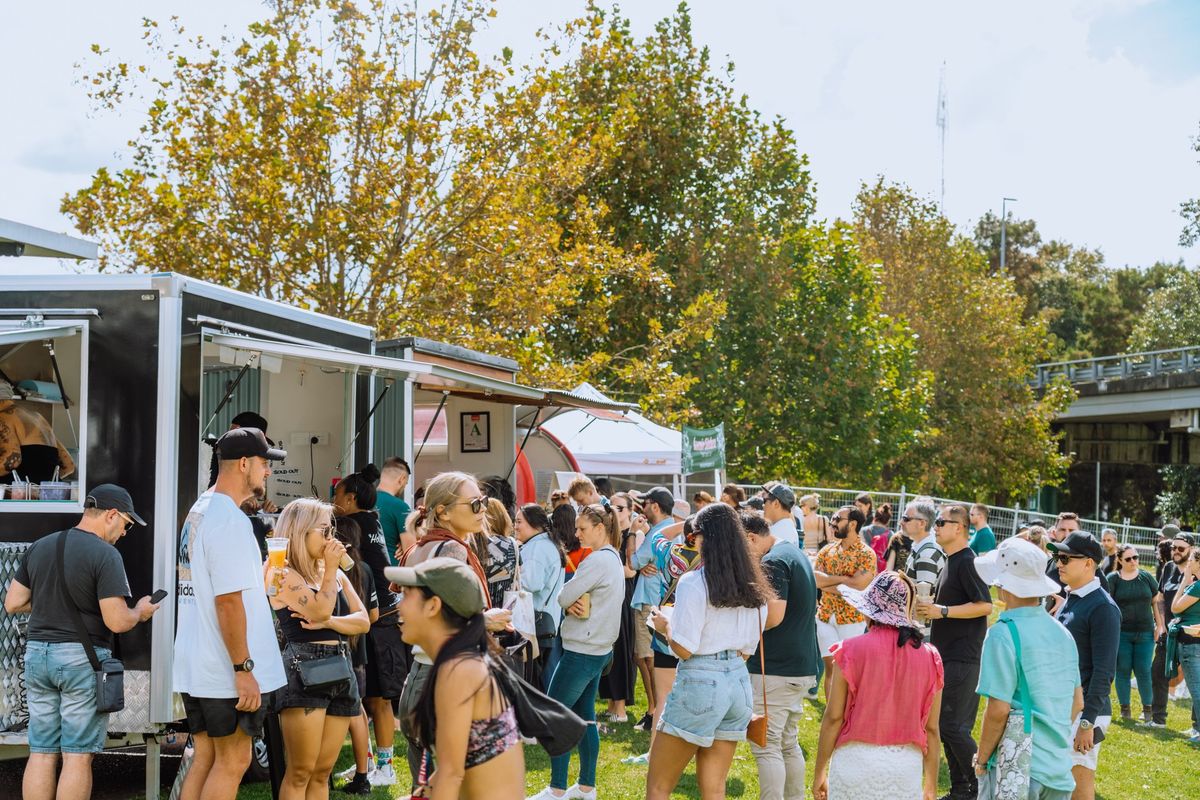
top-left (812, 571), bottom-right (944, 800)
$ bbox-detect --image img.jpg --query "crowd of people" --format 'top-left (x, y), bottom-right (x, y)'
top-left (9, 421), bottom-right (1200, 800)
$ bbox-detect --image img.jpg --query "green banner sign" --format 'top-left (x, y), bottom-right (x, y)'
top-left (682, 423), bottom-right (725, 473)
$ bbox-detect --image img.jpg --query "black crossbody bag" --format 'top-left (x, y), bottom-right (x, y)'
top-left (55, 531), bottom-right (125, 714)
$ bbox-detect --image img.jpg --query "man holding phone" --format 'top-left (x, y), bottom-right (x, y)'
top-left (4, 484), bottom-right (160, 800)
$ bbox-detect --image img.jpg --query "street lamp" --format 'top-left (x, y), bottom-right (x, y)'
top-left (1000, 197), bottom-right (1017, 272)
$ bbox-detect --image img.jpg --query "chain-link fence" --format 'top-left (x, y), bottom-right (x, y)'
top-left (732, 484), bottom-right (1165, 557)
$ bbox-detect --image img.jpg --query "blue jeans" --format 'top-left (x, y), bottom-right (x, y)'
top-left (547, 649), bottom-right (610, 790)
top-left (25, 641), bottom-right (112, 754)
top-left (1115, 629), bottom-right (1155, 708)
top-left (1178, 642), bottom-right (1200, 730)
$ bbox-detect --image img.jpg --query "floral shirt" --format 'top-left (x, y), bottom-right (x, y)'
top-left (816, 539), bottom-right (878, 624)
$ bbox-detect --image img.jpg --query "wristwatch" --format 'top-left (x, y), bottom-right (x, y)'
top-left (940, 605), bottom-right (950, 619)
top-left (233, 658), bottom-right (255, 673)
top-left (1079, 718), bottom-right (1094, 730)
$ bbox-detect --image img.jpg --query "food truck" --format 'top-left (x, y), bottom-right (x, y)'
top-left (0, 270), bottom-right (626, 796)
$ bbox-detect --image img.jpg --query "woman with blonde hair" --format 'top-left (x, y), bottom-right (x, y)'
top-left (482, 497), bottom-right (518, 608)
top-left (799, 494), bottom-right (829, 553)
top-left (395, 471), bottom-right (513, 797)
top-left (268, 498), bottom-right (371, 800)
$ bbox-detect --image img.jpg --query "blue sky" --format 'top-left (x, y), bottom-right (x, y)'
top-left (3, 0), bottom-right (1199, 276)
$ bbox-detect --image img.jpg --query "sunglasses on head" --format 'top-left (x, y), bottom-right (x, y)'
top-left (450, 497), bottom-right (486, 514)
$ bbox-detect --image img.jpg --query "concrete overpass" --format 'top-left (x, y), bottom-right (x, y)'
top-left (1034, 347), bottom-right (1200, 465)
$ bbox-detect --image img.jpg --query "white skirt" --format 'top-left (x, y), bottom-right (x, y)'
top-left (829, 741), bottom-right (924, 799)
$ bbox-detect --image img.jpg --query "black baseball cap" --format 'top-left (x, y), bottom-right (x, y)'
top-left (85, 484), bottom-right (146, 526)
top-left (761, 481), bottom-right (796, 508)
top-left (1048, 531), bottom-right (1104, 563)
top-left (230, 411), bottom-right (269, 433)
top-left (216, 427), bottom-right (287, 461)
top-left (642, 486), bottom-right (674, 514)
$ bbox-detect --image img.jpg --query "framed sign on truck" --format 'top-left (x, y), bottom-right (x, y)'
top-left (461, 411), bottom-right (491, 453)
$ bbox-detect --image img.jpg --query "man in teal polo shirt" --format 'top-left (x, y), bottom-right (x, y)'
top-left (974, 536), bottom-right (1083, 800)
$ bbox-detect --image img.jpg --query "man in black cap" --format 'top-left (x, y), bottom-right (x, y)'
top-left (174, 428), bottom-right (288, 800)
top-left (206, 411), bottom-right (270, 488)
top-left (1050, 531), bottom-right (1120, 800)
top-left (1151, 529), bottom-right (1197, 728)
top-left (4, 484), bottom-right (160, 800)
top-left (626, 486), bottom-right (676, 745)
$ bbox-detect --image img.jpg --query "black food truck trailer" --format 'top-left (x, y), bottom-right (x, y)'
top-left (0, 272), bottom-right (562, 797)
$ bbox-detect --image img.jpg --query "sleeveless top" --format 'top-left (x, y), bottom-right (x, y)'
top-left (276, 585), bottom-right (349, 644)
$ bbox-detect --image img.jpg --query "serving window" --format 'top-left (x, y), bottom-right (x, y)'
top-left (0, 320), bottom-right (88, 512)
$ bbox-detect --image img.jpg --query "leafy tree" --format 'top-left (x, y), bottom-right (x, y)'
top-left (855, 180), bottom-right (1073, 501)
top-left (1182, 122), bottom-right (1200, 247)
top-left (61, 0), bottom-right (713, 418)
top-left (534, 5), bottom-right (927, 483)
top-left (1128, 269), bottom-right (1200, 352)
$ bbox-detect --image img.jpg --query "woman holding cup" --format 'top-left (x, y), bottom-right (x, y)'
top-left (527, 503), bottom-right (625, 800)
top-left (266, 498), bottom-right (370, 800)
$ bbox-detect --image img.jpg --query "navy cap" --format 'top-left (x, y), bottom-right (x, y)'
top-left (1048, 531), bottom-right (1104, 563)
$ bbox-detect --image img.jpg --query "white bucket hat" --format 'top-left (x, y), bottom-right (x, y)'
top-left (974, 536), bottom-right (1061, 598)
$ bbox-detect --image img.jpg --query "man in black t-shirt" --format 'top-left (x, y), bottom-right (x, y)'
top-left (4, 484), bottom-right (159, 800)
top-left (742, 512), bottom-right (820, 800)
top-left (916, 503), bottom-right (993, 800)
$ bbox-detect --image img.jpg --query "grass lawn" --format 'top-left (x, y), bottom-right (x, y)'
top-left (229, 681), bottom-right (1200, 800)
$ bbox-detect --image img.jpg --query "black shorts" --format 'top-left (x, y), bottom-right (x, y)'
top-left (181, 691), bottom-right (276, 739)
top-left (276, 642), bottom-right (361, 717)
top-left (364, 619), bottom-right (407, 699)
top-left (653, 650), bottom-right (679, 669)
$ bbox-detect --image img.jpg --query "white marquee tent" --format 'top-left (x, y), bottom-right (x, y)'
top-left (537, 382), bottom-right (683, 477)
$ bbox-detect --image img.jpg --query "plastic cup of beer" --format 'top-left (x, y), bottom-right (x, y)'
top-left (266, 537), bottom-right (288, 569)
top-left (339, 553), bottom-right (354, 571)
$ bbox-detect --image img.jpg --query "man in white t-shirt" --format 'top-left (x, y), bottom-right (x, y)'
top-left (761, 481), bottom-right (800, 547)
top-left (174, 427), bottom-right (287, 800)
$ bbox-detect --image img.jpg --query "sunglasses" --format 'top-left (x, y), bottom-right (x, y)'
top-left (1174, 545), bottom-right (1191, 552)
top-left (830, 516), bottom-right (847, 523)
top-left (1055, 553), bottom-right (1087, 564)
top-left (934, 519), bottom-right (962, 528)
top-left (449, 497), bottom-right (486, 514)
top-left (310, 524), bottom-right (334, 539)
top-left (1123, 555), bottom-right (1139, 563)
top-left (900, 515), bottom-right (919, 523)
top-left (117, 512), bottom-right (136, 532)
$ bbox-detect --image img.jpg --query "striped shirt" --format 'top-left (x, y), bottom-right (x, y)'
top-left (905, 536), bottom-right (946, 586)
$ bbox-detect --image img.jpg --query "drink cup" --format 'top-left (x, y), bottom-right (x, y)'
top-left (267, 538), bottom-right (288, 568)
top-left (339, 553), bottom-right (354, 571)
top-left (577, 592), bottom-right (591, 619)
top-left (916, 581), bottom-right (933, 602)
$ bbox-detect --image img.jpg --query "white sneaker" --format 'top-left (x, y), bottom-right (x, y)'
top-left (1184, 727), bottom-right (1198, 738)
top-left (336, 759), bottom-right (374, 783)
top-left (526, 787), bottom-right (567, 800)
top-left (564, 785), bottom-right (597, 800)
top-left (368, 763), bottom-right (397, 786)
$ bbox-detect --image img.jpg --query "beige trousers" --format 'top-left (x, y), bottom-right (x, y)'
top-left (749, 673), bottom-right (817, 800)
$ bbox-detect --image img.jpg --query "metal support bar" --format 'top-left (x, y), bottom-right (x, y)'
top-left (339, 378), bottom-right (393, 473)
top-left (201, 357), bottom-right (256, 439)
top-left (506, 407), bottom-right (540, 482)
top-left (145, 735), bottom-right (161, 800)
top-left (414, 391), bottom-right (449, 463)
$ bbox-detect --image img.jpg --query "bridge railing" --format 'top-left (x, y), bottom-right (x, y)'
top-left (1032, 345), bottom-right (1200, 389)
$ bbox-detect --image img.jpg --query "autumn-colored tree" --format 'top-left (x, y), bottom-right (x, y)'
top-left (855, 180), bottom-right (1073, 500)
top-left (61, 0), bottom-right (718, 418)
top-left (533, 5), bottom-right (927, 482)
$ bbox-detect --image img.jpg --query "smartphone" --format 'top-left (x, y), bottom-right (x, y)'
top-left (150, 589), bottom-right (168, 604)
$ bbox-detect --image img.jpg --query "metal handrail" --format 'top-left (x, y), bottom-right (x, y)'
top-left (1031, 344), bottom-right (1200, 388)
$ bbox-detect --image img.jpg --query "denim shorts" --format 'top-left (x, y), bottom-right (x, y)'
top-left (25, 640), bottom-right (111, 754)
top-left (276, 642), bottom-right (361, 717)
top-left (658, 650), bottom-right (753, 747)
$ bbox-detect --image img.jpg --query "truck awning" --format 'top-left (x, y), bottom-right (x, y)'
top-left (0, 323), bottom-right (85, 348)
top-left (206, 332), bottom-right (427, 379)
top-left (515, 385), bottom-right (638, 426)
top-left (206, 332), bottom-right (546, 403)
